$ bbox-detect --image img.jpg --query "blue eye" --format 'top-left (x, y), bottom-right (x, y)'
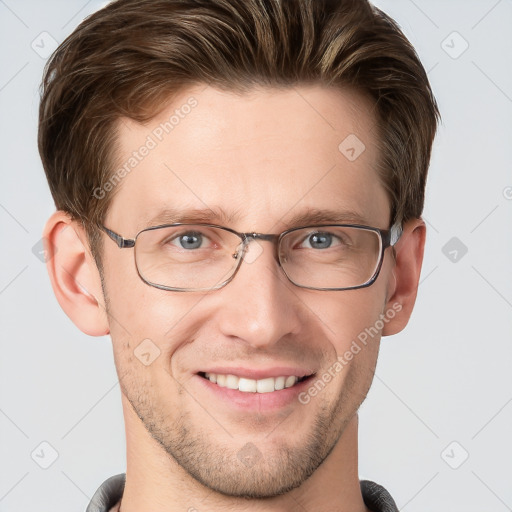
top-left (166, 231), bottom-right (208, 250)
top-left (178, 232), bottom-right (203, 249)
top-left (301, 231), bottom-right (344, 250)
top-left (308, 232), bottom-right (332, 249)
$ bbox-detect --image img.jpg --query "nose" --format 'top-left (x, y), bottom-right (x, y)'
top-left (214, 238), bottom-right (303, 350)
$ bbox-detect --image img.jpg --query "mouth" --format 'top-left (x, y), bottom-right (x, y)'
top-left (198, 371), bottom-right (315, 393)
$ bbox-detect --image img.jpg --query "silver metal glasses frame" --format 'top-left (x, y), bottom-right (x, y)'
top-left (100, 222), bottom-right (403, 292)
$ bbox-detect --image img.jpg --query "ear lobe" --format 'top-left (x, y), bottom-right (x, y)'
top-left (381, 218), bottom-right (426, 336)
top-left (43, 211), bottom-right (110, 336)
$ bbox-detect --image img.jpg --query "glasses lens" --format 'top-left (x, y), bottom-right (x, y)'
top-left (135, 225), bottom-right (242, 291)
top-left (279, 226), bottom-right (382, 289)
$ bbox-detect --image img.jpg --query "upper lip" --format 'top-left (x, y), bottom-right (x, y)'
top-left (198, 366), bottom-right (315, 380)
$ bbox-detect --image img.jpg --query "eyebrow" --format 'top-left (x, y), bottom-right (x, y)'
top-left (142, 206), bottom-right (371, 231)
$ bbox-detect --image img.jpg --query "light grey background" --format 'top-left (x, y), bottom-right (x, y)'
top-left (1, 0), bottom-right (511, 510)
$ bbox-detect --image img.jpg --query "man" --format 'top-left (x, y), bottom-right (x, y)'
top-left (38, 0), bottom-right (439, 510)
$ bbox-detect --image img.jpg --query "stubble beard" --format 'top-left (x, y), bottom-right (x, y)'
top-left (124, 364), bottom-right (368, 499)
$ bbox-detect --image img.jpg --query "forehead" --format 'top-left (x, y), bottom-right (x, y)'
top-left (107, 84), bottom-right (389, 233)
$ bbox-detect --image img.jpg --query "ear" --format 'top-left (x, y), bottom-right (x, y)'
top-left (382, 218), bottom-right (426, 336)
top-left (42, 211), bottom-right (110, 336)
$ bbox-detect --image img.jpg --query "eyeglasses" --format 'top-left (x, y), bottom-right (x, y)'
top-left (101, 222), bottom-right (402, 292)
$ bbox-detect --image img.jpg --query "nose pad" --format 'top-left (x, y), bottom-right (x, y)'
top-left (243, 239), bottom-right (265, 264)
top-left (232, 240), bottom-right (247, 260)
top-left (232, 236), bottom-right (285, 274)
top-left (232, 237), bottom-right (264, 264)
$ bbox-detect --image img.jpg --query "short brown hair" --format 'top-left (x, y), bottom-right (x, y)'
top-left (38, 0), bottom-right (440, 269)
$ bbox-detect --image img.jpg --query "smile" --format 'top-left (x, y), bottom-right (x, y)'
top-left (199, 372), bottom-right (311, 393)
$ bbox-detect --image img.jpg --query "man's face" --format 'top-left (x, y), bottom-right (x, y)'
top-left (101, 84), bottom-right (393, 497)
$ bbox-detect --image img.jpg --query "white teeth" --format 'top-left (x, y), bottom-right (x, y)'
top-left (285, 376), bottom-right (297, 388)
top-left (239, 377), bottom-right (257, 393)
top-left (274, 376), bottom-right (285, 390)
top-left (256, 377), bottom-right (275, 393)
top-left (203, 372), bottom-right (303, 393)
top-left (225, 374), bottom-right (239, 390)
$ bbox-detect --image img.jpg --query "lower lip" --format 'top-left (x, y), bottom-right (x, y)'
top-left (194, 374), bottom-right (315, 412)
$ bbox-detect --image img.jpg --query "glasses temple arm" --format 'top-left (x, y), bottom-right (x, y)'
top-left (101, 225), bottom-right (136, 248)
top-left (383, 222), bottom-right (403, 248)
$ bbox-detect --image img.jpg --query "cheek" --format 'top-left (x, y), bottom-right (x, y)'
top-left (309, 289), bottom-right (385, 405)
top-left (103, 249), bottom-right (172, 332)
top-left (104, 260), bottom-right (208, 378)
top-left (101, 252), bottom-right (170, 359)
top-left (312, 284), bottom-right (387, 353)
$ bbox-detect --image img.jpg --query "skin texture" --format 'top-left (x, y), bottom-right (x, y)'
top-left (43, 84), bottom-right (426, 512)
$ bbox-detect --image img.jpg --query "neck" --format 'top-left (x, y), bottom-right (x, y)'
top-left (118, 395), bottom-right (370, 512)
